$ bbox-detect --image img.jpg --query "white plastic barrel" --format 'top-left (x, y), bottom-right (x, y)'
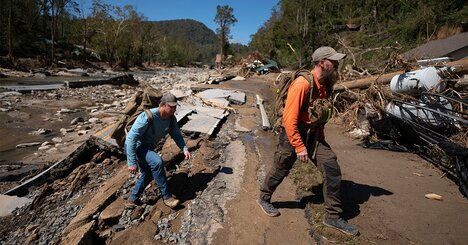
top-left (385, 98), bottom-right (452, 129)
top-left (390, 67), bottom-right (450, 95)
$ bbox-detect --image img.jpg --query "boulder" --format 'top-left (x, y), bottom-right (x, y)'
top-left (99, 198), bottom-right (125, 226)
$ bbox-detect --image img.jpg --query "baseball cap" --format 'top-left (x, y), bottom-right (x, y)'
top-left (312, 46), bottom-right (346, 62)
top-left (160, 93), bottom-right (177, 106)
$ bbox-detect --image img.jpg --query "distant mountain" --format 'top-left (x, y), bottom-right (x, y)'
top-left (151, 19), bottom-right (219, 63)
top-left (153, 19), bottom-right (218, 45)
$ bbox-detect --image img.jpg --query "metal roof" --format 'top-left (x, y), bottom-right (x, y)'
top-left (403, 32), bottom-right (468, 61)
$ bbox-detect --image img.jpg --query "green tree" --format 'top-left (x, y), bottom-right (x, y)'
top-left (214, 5), bottom-right (237, 61)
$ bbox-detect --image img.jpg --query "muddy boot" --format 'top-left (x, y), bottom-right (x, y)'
top-left (163, 197), bottom-right (180, 208)
top-left (125, 198), bottom-right (143, 209)
top-left (257, 197), bottom-right (280, 217)
top-left (323, 217), bottom-right (359, 236)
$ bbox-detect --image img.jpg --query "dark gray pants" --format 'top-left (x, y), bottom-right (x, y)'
top-left (260, 129), bottom-right (342, 219)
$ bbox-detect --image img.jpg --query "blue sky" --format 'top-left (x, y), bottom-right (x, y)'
top-left (85, 0), bottom-right (279, 45)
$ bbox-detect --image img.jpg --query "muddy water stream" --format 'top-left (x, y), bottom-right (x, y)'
top-left (0, 76), bottom-right (101, 164)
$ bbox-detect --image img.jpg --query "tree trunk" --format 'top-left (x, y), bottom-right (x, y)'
top-left (7, 0), bottom-right (13, 59)
top-left (333, 59), bottom-right (468, 92)
top-left (82, 19), bottom-right (88, 63)
top-left (51, 0), bottom-right (56, 61)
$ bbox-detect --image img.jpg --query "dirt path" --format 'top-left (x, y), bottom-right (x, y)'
top-left (212, 131), bottom-right (314, 245)
top-left (326, 124), bottom-right (468, 244)
top-left (210, 76), bottom-right (467, 244)
top-left (211, 77), bottom-right (314, 244)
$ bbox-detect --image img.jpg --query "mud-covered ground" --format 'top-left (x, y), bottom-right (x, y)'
top-left (0, 67), bottom-right (467, 244)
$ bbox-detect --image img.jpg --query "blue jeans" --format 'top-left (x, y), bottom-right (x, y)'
top-left (129, 145), bottom-right (171, 201)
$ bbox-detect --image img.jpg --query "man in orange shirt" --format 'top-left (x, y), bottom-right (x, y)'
top-left (258, 47), bottom-right (359, 236)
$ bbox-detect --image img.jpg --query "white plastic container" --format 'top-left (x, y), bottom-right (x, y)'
top-left (385, 98), bottom-right (452, 129)
top-left (390, 67), bottom-right (450, 95)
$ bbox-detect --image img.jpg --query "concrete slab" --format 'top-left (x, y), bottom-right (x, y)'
top-left (197, 89), bottom-right (246, 104)
top-left (181, 114), bottom-right (225, 136)
top-left (174, 107), bottom-right (193, 121)
top-left (179, 102), bottom-right (227, 119)
top-left (0, 194), bottom-right (32, 217)
top-left (206, 98), bottom-right (230, 107)
top-left (0, 84), bottom-right (65, 93)
top-left (170, 89), bottom-right (192, 98)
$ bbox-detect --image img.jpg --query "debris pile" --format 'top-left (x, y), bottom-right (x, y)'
top-left (239, 52), bottom-right (279, 77)
top-left (333, 59), bottom-right (468, 197)
top-left (1, 67), bottom-right (256, 244)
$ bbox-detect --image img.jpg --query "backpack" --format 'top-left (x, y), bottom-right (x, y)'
top-left (110, 87), bottom-right (164, 148)
top-left (271, 69), bottom-right (314, 133)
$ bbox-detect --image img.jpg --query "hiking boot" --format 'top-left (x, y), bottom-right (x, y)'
top-left (257, 198), bottom-right (280, 217)
top-left (125, 198), bottom-right (143, 209)
top-left (323, 217), bottom-right (359, 236)
top-left (163, 197), bottom-right (180, 208)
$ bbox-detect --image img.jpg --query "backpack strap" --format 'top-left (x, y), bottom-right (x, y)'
top-left (144, 108), bottom-right (175, 133)
top-left (295, 70), bottom-right (315, 110)
top-left (144, 109), bottom-right (153, 128)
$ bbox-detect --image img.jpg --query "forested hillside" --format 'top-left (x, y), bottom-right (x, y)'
top-left (0, 0), bottom-right (224, 67)
top-left (250, 0), bottom-right (468, 70)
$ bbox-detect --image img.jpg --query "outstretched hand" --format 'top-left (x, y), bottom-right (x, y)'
top-left (128, 165), bottom-right (138, 174)
top-left (184, 150), bottom-right (191, 160)
top-left (297, 149), bottom-right (308, 162)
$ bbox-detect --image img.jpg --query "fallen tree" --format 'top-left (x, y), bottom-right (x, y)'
top-left (334, 58), bottom-right (468, 92)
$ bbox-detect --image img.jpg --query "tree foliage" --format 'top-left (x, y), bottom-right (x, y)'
top-left (0, 1), bottom-right (224, 68)
top-left (250, 0), bottom-right (468, 69)
top-left (214, 5), bottom-right (238, 59)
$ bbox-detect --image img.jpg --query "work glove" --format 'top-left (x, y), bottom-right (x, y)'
top-left (309, 98), bottom-right (333, 125)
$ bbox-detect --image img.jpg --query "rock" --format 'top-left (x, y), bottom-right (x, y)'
top-left (63, 167), bottom-right (128, 236)
top-left (41, 141), bottom-right (52, 146)
top-left (52, 137), bottom-right (62, 143)
top-left (29, 128), bottom-right (51, 136)
top-left (34, 73), bottom-right (46, 78)
top-left (61, 220), bottom-right (96, 245)
top-left (0, 108), bottom-right (11, 112)
top-left (99, 228), bottom-right (112, 239)
top-left (151, 210), bottom-right (163, 224)
top-left (111, 224), bottom-right (125, 232)
top-left (130, 206), bottom-right (144, 220)
top-left (71, 117), bottom-right (85, 125)
top-left (24, 232), bottom-right (39, 244)
top-left (88, 117), bottom-right (101, 124)
top-left (59, 108), bottom-right (79, 114)
top-left (38, 145), bottom-right (51, 151)
top-left (25, 224), bottom-right (39, 233)
top-left (0, 72), bottom-right (6, 78)
top-left (77, 130), bottom-right (88, 136)
top-left (45, 147), bottom-right (59, 154)
top-left (99, 198), bottom-right (125, 226)
top-left (0, 91), bottom-right (22, 98)
top-left (16, 142), bottom-right (41, 148)
top-left (102, 158), bottom-right (112, 165)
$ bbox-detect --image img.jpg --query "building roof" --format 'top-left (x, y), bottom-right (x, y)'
top-left (403, 32), bottom-right (468, 60)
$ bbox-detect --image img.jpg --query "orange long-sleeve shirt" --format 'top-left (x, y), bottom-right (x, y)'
top-left (283, 76), bottom-right (312, 153)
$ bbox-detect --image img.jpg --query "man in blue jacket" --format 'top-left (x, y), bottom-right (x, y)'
top-left (125, 92), bottom-right (191, 208)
